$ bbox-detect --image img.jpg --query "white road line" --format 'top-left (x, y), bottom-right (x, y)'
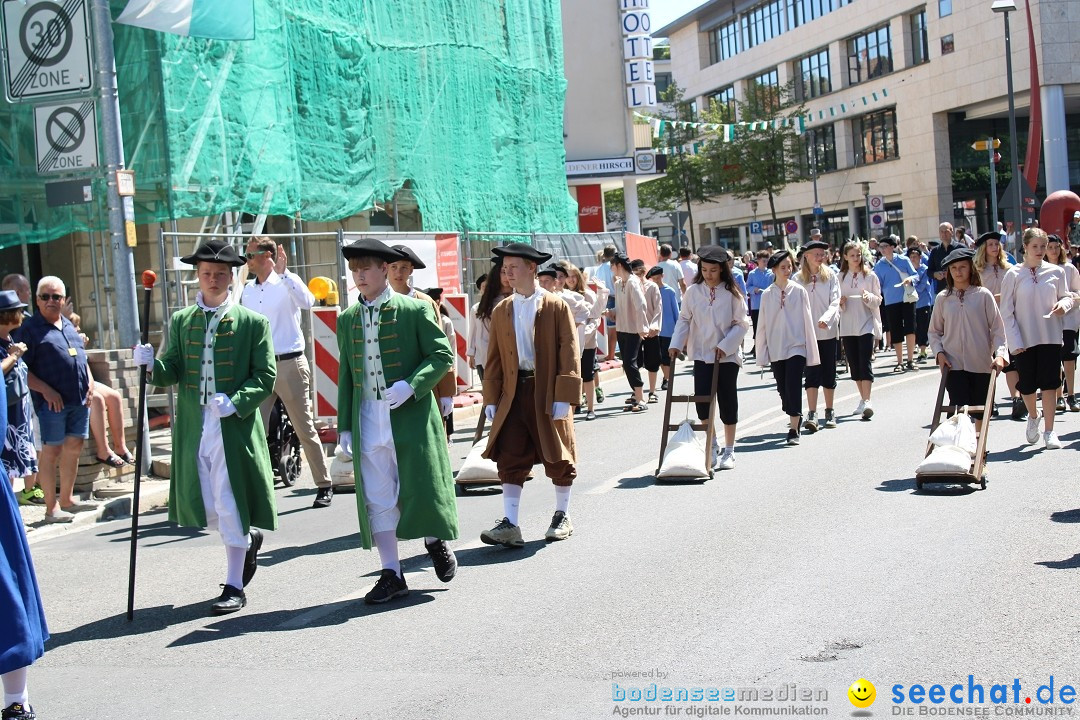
top-left (584, 367), bottom-right (940, 495)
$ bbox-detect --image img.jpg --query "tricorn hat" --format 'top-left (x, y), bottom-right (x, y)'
top-left (180, 238), bottom-right (245, 267)
top-left (491, 242), bottom-right (552, 264)
top-left (341, 237), bottom-right (402, 263)
top-left (390, 244), bottom-right (426, 269)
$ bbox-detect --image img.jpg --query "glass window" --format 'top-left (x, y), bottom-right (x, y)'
top-left (803, 124), bottom-right (838, 174)
top-left (795, 48), bottom-right (831, 100)
top-left (847, 26), bottom-right (892, 85)
top-left (755, 69), bottom-right (779, 88)
top-left (854, 109), bottom-right (899, 165)
top-left (709, 85), bottom-right (737, 120)
top-left (707, 19), bottom-right (741, 65)
top-left (941, 34), bottom-right (954, 55)
top-left (655, 72), bottom-right (673, 96)
top-left (909, 11), bottom-right (928, 65)
top-left (787, 0), bottom-right (854, 29)
top-left (939, 0), bottom-right (952, 17)
top-left (742, 0), bottom-right (784, 50)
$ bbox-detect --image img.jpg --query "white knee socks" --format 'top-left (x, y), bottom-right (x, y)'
top-left (555, 486), bottom-right (571, 514)
top-left (2, 667), bottom-right (28, 707)
top-left (225, 545), bottom-right (246, 589)
top-left (373, 530), bottom-right (401, 576)
top-left (501, 484), bottom-right (522, 525)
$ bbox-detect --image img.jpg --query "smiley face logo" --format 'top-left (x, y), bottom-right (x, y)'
top-left (848, 679), bottom-right (876, 708)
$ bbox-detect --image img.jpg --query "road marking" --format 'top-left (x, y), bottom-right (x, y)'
top-left (585, 367), bottom-right (939, 495)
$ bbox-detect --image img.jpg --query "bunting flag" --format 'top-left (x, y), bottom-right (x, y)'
top-left (633, 85), bottom-right (889, 141)
top-left (116, 0), bottom-right (256, 40)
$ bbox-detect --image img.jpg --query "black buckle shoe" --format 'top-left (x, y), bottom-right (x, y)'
top-left (243, 528), bottom-right (263, 587)
top-left (425, 539), bottom-right (457, 582)
top-left (313, 486), bottom-right (333, 508)
top-left (2, 704), bottom-right (36, 720)
top-left (211, 584), bottom-right (246, 615)
top-left (364, 569), bottom-right (409, 604)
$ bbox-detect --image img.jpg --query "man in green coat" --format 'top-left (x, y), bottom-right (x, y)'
top-left (336, 237), bottom-right (459, 604)
top-left (133, 238), bottom-right (277, 615)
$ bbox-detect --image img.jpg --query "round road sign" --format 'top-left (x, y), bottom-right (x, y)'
top-left (785, 220), bottom-right (799, 235)
top-left (19, 2), bottom-right (72, 68)
top-left (45, 106), bottom-right (84, 153)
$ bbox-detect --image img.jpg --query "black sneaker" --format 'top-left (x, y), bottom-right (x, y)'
top-left (425, 539), bottom-right (457, 582)
top-left (364, 569), bottom-right (409, 604)
top-left (2, 704), bottom-right (35, 720)
top-left (313, 486), bottom-right (333, 508)
top-left (786, 428), bottom-right (800, 446)
top-left (1011, 397), bottom-right (1028, 421)
top-left (210, 584), bottom-right (246, 615)
top-left (243, 528), bottom-right (263, 587)
top-left (1069, 394), bottom-right (1080, 413)
top-left (905, 360), bottom-right (917, 372)
top-left (661, 378), bottom-right (668, 391)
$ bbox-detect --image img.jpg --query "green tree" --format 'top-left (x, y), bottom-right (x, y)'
top-left (700, 80), bottom-right (807, 249)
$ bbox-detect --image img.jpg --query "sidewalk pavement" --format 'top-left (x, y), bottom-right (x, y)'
top-left (18, 359), bottom-right (625, 544)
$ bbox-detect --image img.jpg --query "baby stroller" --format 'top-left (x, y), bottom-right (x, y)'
top-left (268, 398), bottom-right (303, 487)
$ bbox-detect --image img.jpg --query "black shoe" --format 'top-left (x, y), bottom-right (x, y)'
top-left (425, 539), bottom-right (457, 582)
top-left (1011, 397), bottom-right (1028, 421)
top-left (786, 428), bottom-right (800, 446)
top-left (364, 569), bottom-right (409, 604)
top-left (243, 528), bottom-right (263, 587)
top-left (2, 705), bottom-right (35, 720)
top-left (210, 584), bottom-right (246, 615)
top-left (660, 378), bottom-right (668, 391)
top-left (313, 486), bottom-right (333, 508)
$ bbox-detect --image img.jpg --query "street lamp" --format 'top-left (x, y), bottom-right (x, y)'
top-left (992, 0), bottom-right (1024, 255)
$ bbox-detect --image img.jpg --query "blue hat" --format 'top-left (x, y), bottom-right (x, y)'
top-left (0, 290), bottom-right (27, 311)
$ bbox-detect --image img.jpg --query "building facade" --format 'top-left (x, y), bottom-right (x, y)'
top-left (657, 0), bottom-right (1080, 252)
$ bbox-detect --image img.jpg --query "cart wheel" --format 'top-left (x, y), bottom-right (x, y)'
top-left (277, 437), bottom-right (301, 487)
top-left (916, 479), bottom-right (924, 491)
top-left (980, 472), bottom-right (987, 490)
top-left (455, 484), bottom-right (467, 497)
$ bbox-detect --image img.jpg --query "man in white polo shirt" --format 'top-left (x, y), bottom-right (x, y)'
top-left (241, 236), bottom-right (333, 508)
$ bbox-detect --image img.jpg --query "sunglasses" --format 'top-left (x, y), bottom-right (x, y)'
top-left (38, 293), bottom-right (65, 302)
top-left (245, 250), bottom-right (270, 259)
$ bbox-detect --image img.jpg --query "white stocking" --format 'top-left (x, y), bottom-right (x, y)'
top-left (225, 545), bottom-right (246, 589)
top-left (502, 483), bottom-right (522, 525)
top-left (555, 486), bottom-right (572, 514)
top-left (2, 666), bottom-right (28, 707)
top-left (373, 530), bottom-right (401, 576)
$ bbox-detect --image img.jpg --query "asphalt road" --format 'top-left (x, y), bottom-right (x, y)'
top-left (21, 349), bottom-right (1080, 719)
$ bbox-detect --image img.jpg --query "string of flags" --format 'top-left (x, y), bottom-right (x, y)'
top-left (633, 86), bottom-right (891, 149)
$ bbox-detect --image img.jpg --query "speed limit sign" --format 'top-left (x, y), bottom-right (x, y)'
top-left (1, 0), bottom-right (93, 101)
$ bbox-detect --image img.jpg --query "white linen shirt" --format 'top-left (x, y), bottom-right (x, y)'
top-left (838, 270), bottom-right (883, 338)
top-left (512, 288), bottom-right (545, 371)
top-left (240, 270), bottom-right (315, 355)
top-left (757, 281), bottom-right (821, 367)
top-left (794, 270), bottom-right (841, 341)
top-left (669, 281), bottom-right (749, 366)
top-left (1000, 262), bottom-right (1075, 351)
top-left (927, 286), bottom-right (1006, 373)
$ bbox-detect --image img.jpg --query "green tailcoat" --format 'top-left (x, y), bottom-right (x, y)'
top-left (151, 303), bottom-right (278, 532)
top-left (337, 293), bottom-right (458, 549)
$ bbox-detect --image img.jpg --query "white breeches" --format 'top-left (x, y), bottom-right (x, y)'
top-left (198, 409), bottom-right (247, 548)
top-left (359, 400), bottom-right (400, 534)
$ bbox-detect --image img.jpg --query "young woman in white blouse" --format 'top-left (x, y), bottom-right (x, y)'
top-left (561, 262), bottom-right (608, 420)
top-left (757, 250), bottom-right (821, 446)
top-left (838, 241), bottom-right (883, 420)
top-left (668, 246), bottom-right (749, 469)
top-left (1045, 234), bottom-right (1080, 413)
top-left (468, 258), bottom-right (511, 382)
top-left (999, 228), bottom-right (1075, 449)
top-left (613, 252), bottom-right (650, 413)
top-left (927, 248), bottom-right (1007, 434)
top-left (793, 240), bottom-right (841, 432)
top-left (974, 230), bottom-right (1024, 420)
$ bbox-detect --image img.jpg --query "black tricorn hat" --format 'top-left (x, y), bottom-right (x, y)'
top-left (766, 250), bottom-right (792, 269)
top-left (180, 239), bottom-right (244, 267)
top-left (697, 245), bottom-right (731, 264)
top-left (941, 247), bottom-right (975, 268)
top-left (341, 237), bottom-right (402, 263)
top-left (491, 242), bottom-right (552, 264)
top-left (426, 287), bottom-right (444, 301)
top-left (390, 244), bottom-right (426, 269)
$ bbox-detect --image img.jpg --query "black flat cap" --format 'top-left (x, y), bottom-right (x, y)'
top-left (801, 240), bottom-right (828, 253)
top-left (941, 247), bottom-right (975, 268)
top-left (475, 273), bottom-right (488, 291)
top-left (906, 246), bottom-right (921, 257)
top-left (629, 259), bottom-right (646, 271)
top-left (974, 231), bottom-right (1001, 248)
top-left (697, 245), bottom-right (731, 264)
top-left (766, 250), bottom-right (792, 269)
top-left (390, 244), bottom-right (425, 269)
top-left (341, 237), bottom-right (401, 263)
top-left (646, 265), bottom-right (664, 278)
top-left (491, 242), bottom-right (552, 264)
top-left (877, 236), bottom-right (899, 247)
top-left (537, 266), bottom-right (558, 278)
top-left (180, 238), bottom-right (244, 267)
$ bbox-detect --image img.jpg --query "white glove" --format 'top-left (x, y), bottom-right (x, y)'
top-left (132, 343), bottom-right (154, 367)
top-left (209, 393), bottom-right (236, 417)
top-left (335, 430), bottom-right (353, 461)
top-left (384, 380), bottom-right (415, 409)
top-left (439, 397), bottom-right (453, 417)
top-left (485, 404), bottom-right (496, 421)
top-left (552, 402), bottom-right (570, 420)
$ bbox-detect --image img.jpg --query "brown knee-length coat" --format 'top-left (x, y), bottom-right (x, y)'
top-left (482, 292), bottom-right (581, 465)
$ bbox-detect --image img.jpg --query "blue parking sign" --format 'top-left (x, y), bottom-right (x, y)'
top-left (749, 221), bottom-right (763, 235)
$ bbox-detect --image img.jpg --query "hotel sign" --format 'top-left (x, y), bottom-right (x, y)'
top-left (621, 0), bottom-right (656, 108)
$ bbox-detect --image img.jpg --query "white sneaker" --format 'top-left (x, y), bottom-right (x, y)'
top-left (854, 400), bottom-right (866, 416)
top-left (717, 450), bottom-right (735, 470)
top-left (1026, 413), bottom-right (1042, 445)
top-left (44, 509), bottom-right (74, 524)
top-left (862, 399), bottom-right (874, 419)
top-left (710, 439), bottom-right (721, 469)
top-left (1044, 431), bottom-right (1062, 450)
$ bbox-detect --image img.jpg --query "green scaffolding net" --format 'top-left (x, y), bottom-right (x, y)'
top-left (0, 0), bottom-right (577, 248)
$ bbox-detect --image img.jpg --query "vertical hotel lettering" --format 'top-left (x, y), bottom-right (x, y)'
top-left (621, 0), bottom-right (657, 109)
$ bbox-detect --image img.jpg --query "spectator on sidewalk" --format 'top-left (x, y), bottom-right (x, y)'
top-left (15, 277), bottom-right (96, 523)
top-left (68, 313), bottom-right (135, 468)
top-left (241, 236), bottom-right (334, 508)
top-left (0, 275), bottom-right (31, 318)
top-left (0, 292), bottom-right (41, 507)
top-left (657, 244), bottom-right (686, 294)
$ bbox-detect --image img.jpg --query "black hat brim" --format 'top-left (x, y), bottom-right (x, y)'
top-left (491, 243), bottom-right (553, 264)
top-left (342, 238), bottom-right (402, 263)
top-left (180, 241), bottom-right (245, 268)
top-left (941, 248), bottom-right (975, 268)
top-left (390, 245), bottom-right (426, 269)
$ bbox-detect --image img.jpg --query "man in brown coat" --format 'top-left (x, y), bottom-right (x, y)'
top-left (481, 243), bottom-right (581, 547)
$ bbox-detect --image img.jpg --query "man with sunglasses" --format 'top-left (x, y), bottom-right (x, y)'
top-left (241, 236), bottom-right (333, 508)
top-left (15, 277), bottom-right (96, 523)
